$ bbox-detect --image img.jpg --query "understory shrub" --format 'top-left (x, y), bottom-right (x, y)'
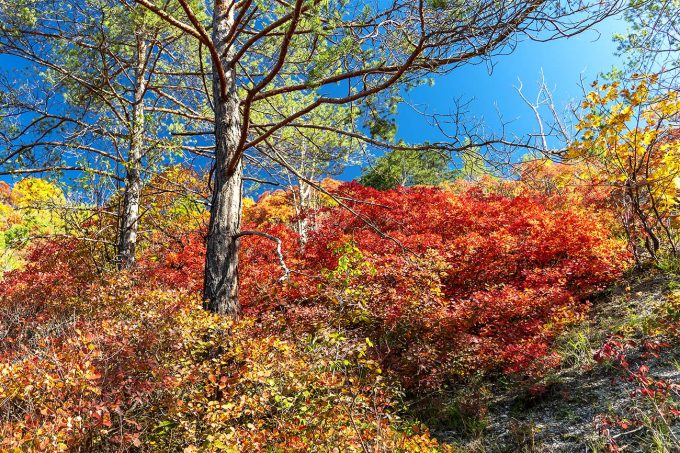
top-left (0, 181), bottom-right (629, 450)
top-left (0, 247), bottom-right (447, 451)
top-left (145, 182), bottom-right (629, 390)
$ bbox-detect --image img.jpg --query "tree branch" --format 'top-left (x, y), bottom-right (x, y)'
top-left (232, 230), bottom-right (290, 281)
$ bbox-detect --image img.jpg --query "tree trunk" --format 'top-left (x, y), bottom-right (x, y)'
top-left (203, 2), bottom-right (243, 316)
top-left (117, 38), bottom-right (147, 269)
top-left (296, 177), bottom-right (313, 248)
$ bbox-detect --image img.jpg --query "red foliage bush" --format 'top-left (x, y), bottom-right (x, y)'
top-left (0, 239), bottom-right (187, 450)
top-left (143, 182), bottom-right (629, 390)
top-left (0, 238), bottom-right (445, 451)
top-left (0, 179), bottom-right (629, 450)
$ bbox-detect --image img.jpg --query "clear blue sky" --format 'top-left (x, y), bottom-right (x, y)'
top-left (342, 15), bottom-right (629, 179)
top-left (0, 15), bottom-right (629, 182)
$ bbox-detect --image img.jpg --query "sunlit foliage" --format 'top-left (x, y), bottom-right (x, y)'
top-left (0, 176), bottom-right (629, 450)
top-left (0, 178), bottom-right (65, 272)
top-left (568, 77), bottom-right (680, 260)
top-left (147, 182), bottom-right (628, 389)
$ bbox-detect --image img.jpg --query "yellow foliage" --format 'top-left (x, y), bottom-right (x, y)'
top-left (567, 77), bottom-right (680, 255)
top-left (0, 178), bottom-right (66, 273)
top-left (10, 177), bottom-right (65, 208)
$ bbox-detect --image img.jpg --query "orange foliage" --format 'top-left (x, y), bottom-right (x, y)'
top-left (145, 181), bottom-right (629, 389)
top-left (0, 239), bottom-right (449, 451)
top-left (0, 178), bottom-right (629, 450)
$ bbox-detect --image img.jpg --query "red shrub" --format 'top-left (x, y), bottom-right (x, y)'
top-left (0, 180), bottom-right (629, 450)
top-left (142, 182), bottom-right (628, 389)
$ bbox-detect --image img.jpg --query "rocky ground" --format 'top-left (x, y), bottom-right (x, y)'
top-left (435, 270), bottom-right (680, 452)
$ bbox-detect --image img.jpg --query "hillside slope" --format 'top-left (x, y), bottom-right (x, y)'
top-left (437, 269), bottom-right (680, 452)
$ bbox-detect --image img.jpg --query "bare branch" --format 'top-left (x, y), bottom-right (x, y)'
top-left (232, 230), bottom-right (290, 281)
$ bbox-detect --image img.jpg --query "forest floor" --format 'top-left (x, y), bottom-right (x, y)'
top-left (434, 269), bottom-right (680, 452)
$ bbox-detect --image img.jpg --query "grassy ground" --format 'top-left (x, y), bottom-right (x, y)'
top-left (433, 267), bottom-right (680, 452)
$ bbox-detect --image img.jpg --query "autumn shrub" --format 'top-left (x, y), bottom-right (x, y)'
top-left (0, 239), bottom-right (450, 452)
top-left (0, 178), bottom-right (66, 272)
top-left (0, 241), bottom-right (187, 450)
top-left (568, 78), bottom-right (680, 262)
top-left (299, 184), bottom-right (627, 388)
top-left (144, 182), bottom-right (629, 392)
top-left (155, 314), bottom-right (449, 452)
top-left (0, 177), bottom-right (631, 450)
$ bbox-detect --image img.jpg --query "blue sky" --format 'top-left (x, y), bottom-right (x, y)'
top-left (0, 14), bottom-right (629, 183)
top-left (341, 15), bottom-right (629, 179)
top-left (399, 17), bottom-right (625, 142)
